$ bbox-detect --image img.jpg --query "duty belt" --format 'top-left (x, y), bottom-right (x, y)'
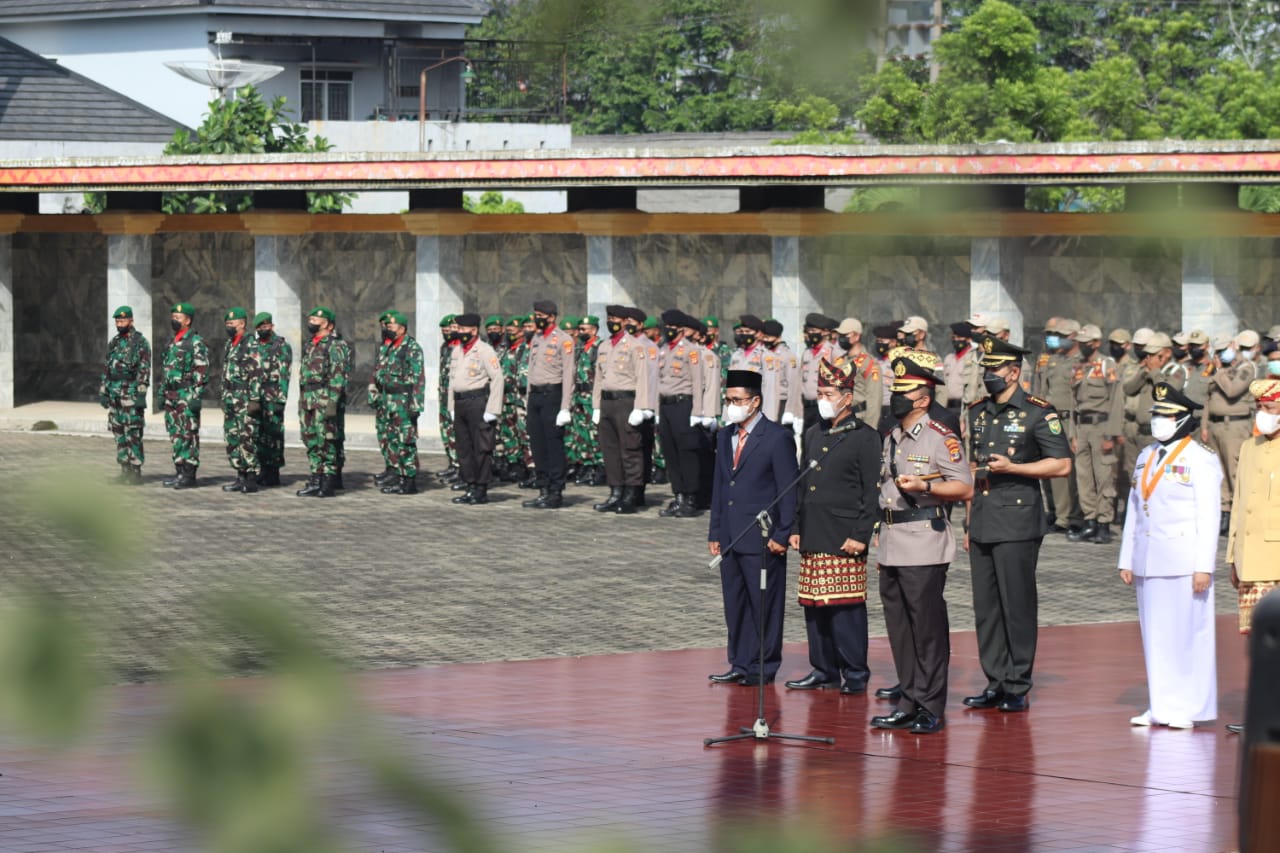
top-left (1209, 413), bottom-right (1251, 423)
top-left (660, 394), bottom-right (692, 405)
top-left (106, 371), bottom-right (137, 381)
top-left (880, 506), bottom-right (946, 525)
top-left (1076, 411), bottom-right (1108, 425)
top-left (529, 383), bottom-right (561, 395)
top-left (454, 387), bottom-right (489, 400)
top-left (378, 383), bottom-right (413, 394)
top-left (601, 390), bottom-right (636, 401)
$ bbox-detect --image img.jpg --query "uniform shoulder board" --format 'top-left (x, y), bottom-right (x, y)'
top-left (1025, 395), bottom-right (1051, 408)
top-left (967, 397), bottom-right (988, 409)
top-left (927, 419), bottom-right (958, 439)
top-left (1036, 354), bottom-right (1050, 368)
top-left (1197, 439), bottom-right (1217, 454)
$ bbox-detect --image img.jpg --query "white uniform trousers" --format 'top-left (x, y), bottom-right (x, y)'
top-left (1134, 575), bottom-right (1217, 723)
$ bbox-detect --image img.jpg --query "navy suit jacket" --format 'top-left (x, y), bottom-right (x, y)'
top-left (708, 414), bottom-right (799, 555)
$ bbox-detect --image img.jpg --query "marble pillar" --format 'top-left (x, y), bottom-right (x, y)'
top-left (0, 234), bottom-right (12, 408)
top-left (586, 235), bottom-right (635, 319)
top-left (770, 236), bottom-right (821, 340)
top-left (970, 238), bottom-right (1026, 346)
top-left (254, 235), bottom-right (303, 398)
top-left (105, 234), bottom-right (154, 408)
top-left (415, 234), bottom-right (465, 415)
top-left (1181, 239), bottom-right (1240, 340)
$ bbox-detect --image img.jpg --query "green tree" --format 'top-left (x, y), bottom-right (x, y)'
top-left (463, 191), bottom-right (526, 213)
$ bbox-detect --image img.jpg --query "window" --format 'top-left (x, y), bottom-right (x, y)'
top-left (301, 69), bottom-right (352, 121)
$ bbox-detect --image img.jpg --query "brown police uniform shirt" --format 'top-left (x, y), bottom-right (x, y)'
top-left (448, 339), bottom-right (504, 416)
top-left (526, 326), bottom-right (577, 411)
top-left (730, 345), bottom-right (783, 417)
top-left (1071, 353), bottom-right (1125, 436)
top-left (1206, 358), bottom-right (1257, 416)
top-left (659, 338), bottom-right (706, 412)
top-left (593, 332), bottom-right (655, 411)
top-left (876, 414), bottom-right (972, 566)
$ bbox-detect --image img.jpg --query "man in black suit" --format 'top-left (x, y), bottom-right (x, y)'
top-left (784, 358), bottom-right (882, 694)
top-left (707, 369), bottom-right (799, 686)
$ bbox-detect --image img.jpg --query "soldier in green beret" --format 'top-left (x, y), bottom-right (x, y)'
top-left (253, 311), bottom-right (292, 487)
top-left (495, 314), bottom-right (529, 482)
top-left (99, 305), bottom-right (151, 484)
top-left (484, 315), bottom-right (506, 349)
top-left (160, 302), bottom-right (210, 489)
top-left (705, 315), bottom-right (733, 394)
top-left (370, 309), bottom-right (425, 494)
top-left (568, 314), bottom-right (605, 485)
top-left (329, 316), bottom-right (355, 490)
top-left (296, 306), bottom-right (349, 498)
top-left (436, 314), bottom-right (460, 482)
top-left (219, 307), bottom-right (264, 493)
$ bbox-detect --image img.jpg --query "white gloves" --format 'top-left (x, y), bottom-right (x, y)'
top-left (628, 409), bottom-right (645, 427)
top-left (792, 418), bottom-right (804, 436)
top-left (644, 409), bottom-right (655, 420)
top-left (483, 412), bottom-right (497, 424)
top-left (654, 410), bottom-right (661, 425)
top-left (702, 416), bottom-right (719, 431)
top-left (592, 409), bottom-right (601, 426)
top-left (555, 409), bottom-right (572, 427)
top-left (689, 415), bottom-right (701, 428)
top-left (781, 412), bottom-right (795, 426)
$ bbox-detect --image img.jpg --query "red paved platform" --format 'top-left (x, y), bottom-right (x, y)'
top-left (0, 619), bottom-right (1247, 852)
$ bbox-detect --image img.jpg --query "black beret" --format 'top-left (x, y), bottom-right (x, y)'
top-left (627, 307), bottom-right (648, 324)
top-left (455, 312), bottom-right (482, 328)
top-left (762, 319), bottom-right (784, 337)
top-left (725, 369), bottom-right (763, 392)
top-left (805, 313), bottom-right (837, 331)
top-left (950, 321), bottom-right (974, 337)
top-left (532, 299), bottom-right (557, 315)
top-left (736, 314), bottom-right (765, 332)
top-left (604, 304), bottom-right (628, 318)
top-left (661, 308), bottom-right (685, 326)
top-left (680, 312), bottom-right (703, 331)
top-left (872, 323), bottom-right (902, 339)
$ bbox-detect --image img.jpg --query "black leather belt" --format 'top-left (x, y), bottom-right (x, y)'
top-left (1076, 411), bottom-right (1108, 425)
top-left (601, 390), bottom-right (636, 401)
top-left (661, 394), bottom-right (692, 404)
top-left (529, 383), bottom-right (561, 395)
top-left (881, 506), bottom-right (945, 525)
top-left (1209, 413), bottom-right (1251, 423)
top-left (1124, 412), bottom-right (1137, 422)
top-left (454, 387), bottom-right (489, 401)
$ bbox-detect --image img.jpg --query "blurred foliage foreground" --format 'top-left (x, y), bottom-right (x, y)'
top-left (0, 469), bottom-right (911, 853)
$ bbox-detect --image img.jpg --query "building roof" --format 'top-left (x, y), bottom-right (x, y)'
top-left (0, 1), bottom-right (486, 22)
top-left (0, 36), bottom-right (186, 142)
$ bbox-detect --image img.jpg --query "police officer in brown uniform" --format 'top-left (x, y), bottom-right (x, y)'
top-left (523, 299), bottom-right (577, 510)
top-left (1123, 332), bottom-right (1184, 455)
top-left (1069, 323), bottom-right (1126, 544)
top-left (447, 313), bottom-right (505, 505)
top-left (1181, 330), bottom-right (1214, 407)
top-left (964, 336), bottom-right (1073, 713)
top-left (872, 353), bottom-right (974, 734)
top-left (1044, 319), bottom-right (1083, 535)
top-left (799, 313), bottom-right (838, 432)
top-left (592, 305), bottom-right (655, 515)
top-left (1204, 331), bottom-right (1259, 534)
top-left (656, 309), bottom-right (710, 518)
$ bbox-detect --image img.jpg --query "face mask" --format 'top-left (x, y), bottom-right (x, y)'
top-left (838, 336), bottom-right (853, 351)
top-left (1188, 346), bottom-right (1205, 362)
top-left (889, 392), bottom-right (917, 420)
top-left (1150, 415), bottom-right (1181, 443)
top-left (1219, 348), bottom-right (1236, 364)
top-left (506, 330), bottom-right (520, 343)
top-left (1109, 343), bottom-right (1127, 361)
top-left (1255, 410), bottom-right (1280, 436)
top-left (1045, 334), bottom-right (1061, 350)
top-left (1080, 342), bottom-right (1099, 358)
top-left (1240, 348), bottom-right (1255, 360)
top-left (816, 398), bottom-right (843, 420)
top-left (1171, 346), bottom-right (1187, 361)
top-left (534, 316), bottom-right (550, 331)
top-left (381, 328), bottom-right (396, 342)
top-left (806, 332), bottom-right (823, 348)
top-left (487, 331), bottom-right (503, 345)
top-left (723, 403), bottom-right (752, 425)
top-left (765, 340), bottom-right (780, 351)
top-left (624, 323), bottom-right (639, 335)
top-left (307, 322), bottom-right (322, 336)
top-left (574, 331), bottom-right (589, 343)
top-left (901, 334), bottom-right (918, 349)
top-left (1269, 360), bottom-right (1280, 377)
top-left (171, 318), bottom-right (183, 332)
top-left (458, 331), bottom-right (474, 345)
top-left (874, 341), bottom-right (891, 358)
top-left (522, 329), bottom-right (535, 343)
top-left (734, 333), bottom-right (753, 348)
top-left (257, 329), bottom-right (271, 341)
top-left (664, 328), bottom-right (680, 344)
top-left (225, 325), bottom-right (237, 338)
top-left (983, 371), bottom-right (1009, 396)
top-left (952, 339), bottom-right (968, 355)
top-left (606, 320), bottom-right (623, 335)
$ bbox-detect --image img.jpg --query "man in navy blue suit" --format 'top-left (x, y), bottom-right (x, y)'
top-left (707, 369), bottom-right (800, 686)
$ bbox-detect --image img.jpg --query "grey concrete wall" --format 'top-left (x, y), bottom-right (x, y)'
top-left (461, 232), bottom-right (587, 319)
top-left (616, 235), bottom-right (772, 320)
top-left (1238, 238), bottom-right (1280, 333)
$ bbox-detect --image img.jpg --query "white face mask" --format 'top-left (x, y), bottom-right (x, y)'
top-left (816, 398), bottom-right (843, 420)
top-left (1150, 415), bottom-right (1181, 443)
top-left (723, 403), bottom-right (752, 425)
top-left (1219, 348), bottom-right (1236, 364)
top-left (1268, 360), bottom-right (1280, 377)
top-left (1240, 348), bottom-right (1255, 360)
top-left (1256, 410), bottom-right (1280, 437)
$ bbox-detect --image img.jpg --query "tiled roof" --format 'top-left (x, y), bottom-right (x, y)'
top-left (0, 36), bottom-right (186, 142)
top-left (0, 1), bottom-right (486, 19)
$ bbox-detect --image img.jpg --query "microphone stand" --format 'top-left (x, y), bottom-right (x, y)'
top-left (704, 459), bottom-right (835, 747)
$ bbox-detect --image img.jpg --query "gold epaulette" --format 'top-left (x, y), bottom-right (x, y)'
top-left (1025, 395), bottom-right (1051, 408)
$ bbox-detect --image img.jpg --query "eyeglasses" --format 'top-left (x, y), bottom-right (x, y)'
top-left (724, 396), bottom-right (756, 405)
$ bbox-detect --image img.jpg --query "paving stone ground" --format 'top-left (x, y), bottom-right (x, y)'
top-left (0, 431), bottom-right (1241, 684)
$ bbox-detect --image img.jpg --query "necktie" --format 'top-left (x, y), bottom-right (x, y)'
top-left (733, 427), bottom-right (748, 468)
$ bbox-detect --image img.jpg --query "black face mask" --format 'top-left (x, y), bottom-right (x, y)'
top-left (1188, 345), bottom-right (1206, 362)
top-left (874, 341), bottom-right (891, 358)
top-left (1080, 342), bottom-right (1099, 359)
top-left (534, 316), bottom-right (551, 331)
top-left (1109, 342), bottom-right (1127, 361)
top-left (952, 339), bottom-right (968, 355)
top-left (805, 332), bottom-right (824, 348)
top-left (487, 331), bottom-right (504, 345)
top-left (734, 333), bottom-right (755, 348)
top-left (607, 320), bottom-right (623, 335)
top-left (307, 322), bottom-right (322, 336)
top-left (522, 329), bottom-right (535, 343)
top-left (901, 334), bottom-right (918, 349)
top-left (578, 331), bottom-right (592, 343)
top-left (624, 324), bottom-right (640, 335)
top-left (837, 336), bottom-right (852, 351)
top-left (257, 329), bottom-right (271, 341)
top-left (660, 327), bottom-right (678, 344)
top-left (171, 318), bottom-right (183, 332)
top-left (458, 331), bottom-right (474, 345)
top-left (889, 392), bottom-right (917, 420)
top-left (1171, 346), bottom-right (1187, 361)
top-left (506, 330), bottom-right (520, 343)
top-left (381, 327), bottom-right (396, 342)
top-left (224, 325), bottom-right (237, 338)
top-left (983, 371), bottom-right (1009, 396)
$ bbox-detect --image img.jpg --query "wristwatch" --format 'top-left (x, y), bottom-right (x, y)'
top-left (924, 480), bottom-right (933, 495)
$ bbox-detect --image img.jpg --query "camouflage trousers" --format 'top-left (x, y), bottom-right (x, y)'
top-left (163, 400), bottom-right (201, 466)
top-left (377, 398), bottom-right (420, 476)
top-left (300, 407), bottom-right (340, 475)
top-left (107, 404), bottom-right (145, 466)
top-left (222, 398), bottom-right (260, 473)
top-left (256, 403), bottom-right (287, 468)
top-left (498, 401), bottom-right (530, 467)
top-left (439, 406), bottom-right (458, 467)
top-left (565, 394), bottom-right (602, 467)
top-left (336, 396), bottom-right (348, 471)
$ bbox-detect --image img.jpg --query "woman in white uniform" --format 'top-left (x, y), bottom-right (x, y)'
top-left (1118, 382), bottom-right (1222, 729)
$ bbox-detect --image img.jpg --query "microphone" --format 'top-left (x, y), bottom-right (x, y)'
top-left (706, 459), bottom-right (819, 570)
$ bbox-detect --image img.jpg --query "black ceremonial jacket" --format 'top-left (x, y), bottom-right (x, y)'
top-left (796, 415), bottom-right (883, 553)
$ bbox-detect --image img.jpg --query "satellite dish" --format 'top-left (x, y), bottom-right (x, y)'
top-left (165, 59), bottom-right (284, 97)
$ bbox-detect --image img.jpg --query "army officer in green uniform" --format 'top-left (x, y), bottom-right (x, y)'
top-left (99, 305), bottom-right (151, 484)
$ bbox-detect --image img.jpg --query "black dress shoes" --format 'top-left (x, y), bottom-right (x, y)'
top-left (910, 711), bottom-right (945, 734)
top-left (963, 688), bottom-right (1004, 709)
top-left (784, 672), bottom-right (837, 690)
top-left (875, 684), bottom-right (903, 701)
top-left (871, 709), bottom-right (919, 730)
top-left (1226, 723), bottom-right (1244, 735)
top-left (738, 674), bottom-right (774, 687)
top-left (998, 694), bottom-right (1030, 713)
top-left (708, 670), bottom-right (743, 684)
top-left (841, 682), bottom-right (867, 695)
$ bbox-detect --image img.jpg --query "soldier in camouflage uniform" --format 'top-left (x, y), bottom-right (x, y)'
top-left (516, 315), bottom-right (538, 485)
top-left (253, 312), bottom-right (292, 487)
top-left (370, 310), bottom-right (425, 495)
top-left (218, 306), bottom-right (264, 494)
top-left (705, 316), bottom-right (733, 400)
top-left (497, 314), bottom-right (531, 482)
top-left (329, 323), bottom-right (355, 490)
top-left (569, 315), bottom-right (605, 485)
top-left (437, 314), bottom-right (460, 481)
top-left (99, 305), bottom-right (151, 484)
top-left (296, 306), bottom-right (350, 498)
top-left (159, 302), bottom-right (210, 490)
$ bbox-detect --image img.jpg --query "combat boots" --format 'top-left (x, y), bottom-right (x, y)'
top-left (373, 467), bottom-right (396, 487)
top-left (658, 494), bottom-right (684, 517)
top-left (314, 474), bottom-right (336, 498)
top-left (452, 484), bottom-right (487, 505)
top-left (612, 485), bottom-right (639, 515)
top-left (1068, 520), bottom-right (1097, 542)
top-left (1089, 521), bottom-right (1113, 544)
top-left (331, 468), bottom-right (345, 490)
top-left (172, 463), bottom-right (198, 490)
top-left (593, 486), bottom-right (623, 512)
top-left (381, 475), bottom-right (418, 495)
top-left (162, 465), bottom-right (182, 487)
top-left (296, 474), bottom-right (322, 497)
top-left (126, 465), bottom-right (143, 485)
top-left (258, 466), bottom-right (280, 487)
top-left (522, 488), bottom-right (549, 508)
top-left (674, 494), bottom-right (701, 518)
top-left (222, 471), bottom-right (246, 492)
top-left (526, 489), bottom-right (563, 509)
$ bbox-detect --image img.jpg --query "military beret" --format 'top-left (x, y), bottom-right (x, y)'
top-left (581, 315), bottom-right (600, 327)
top-left (804, 313), bottom-right (836, 331)
top-left (762, 319), bottom-right (784, 337)
top-left (817, 358), bottom-right (855, 390)
top-left (725, 369), bottom-right (763, 392)
top-left (978, 335), bottom-right (1031, 368)
top-left (642, 316), bottom-right (659, 330)
top-left (872, 323), bottom-right (901, 340)
top-left (532, 299), bottom-right (558, 315)
top-left (1239, 329), bottom-right (1261, 348)
top-left (309, 306), bottom-right (336, 323)
top-left (605, 304), bottom-right (629, 319)
top-left (384, 310), bottom-right (408, 326)
top-left (703, 315), bottom-right (720, 328)
top-left (439, 314), bottom-right (457, 327)
top-left (253, 312), bottom-right (273, 327)
top-left (455, 312), bottom-right (482, 328)
top-left (224, 306), bottom-right (248, 321)
top-left (660, 308), bottom-right (685, 326)
top-left (949, 321), bottom-right (973, 337)
top-left (559, 318), bottom-right (575, 331)
top-left (628, 308), bottom-right (648, 324)
top-left (736, 314), bottom-right (765, 332)
top-left (171, 302), bottom-right (195, 316)
top-left (506, 314), bottom-right (524, 325)
top-left (483, 314), bottom-right (504, 328)
top-left (562, 315), bottom-right (580, 327)
top-left (112, 305), bottom-right (133, 319)
top-left (1150, 381), bottom-right (1201, 414)
top-left (678, 312), bottom-right (703, 331)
